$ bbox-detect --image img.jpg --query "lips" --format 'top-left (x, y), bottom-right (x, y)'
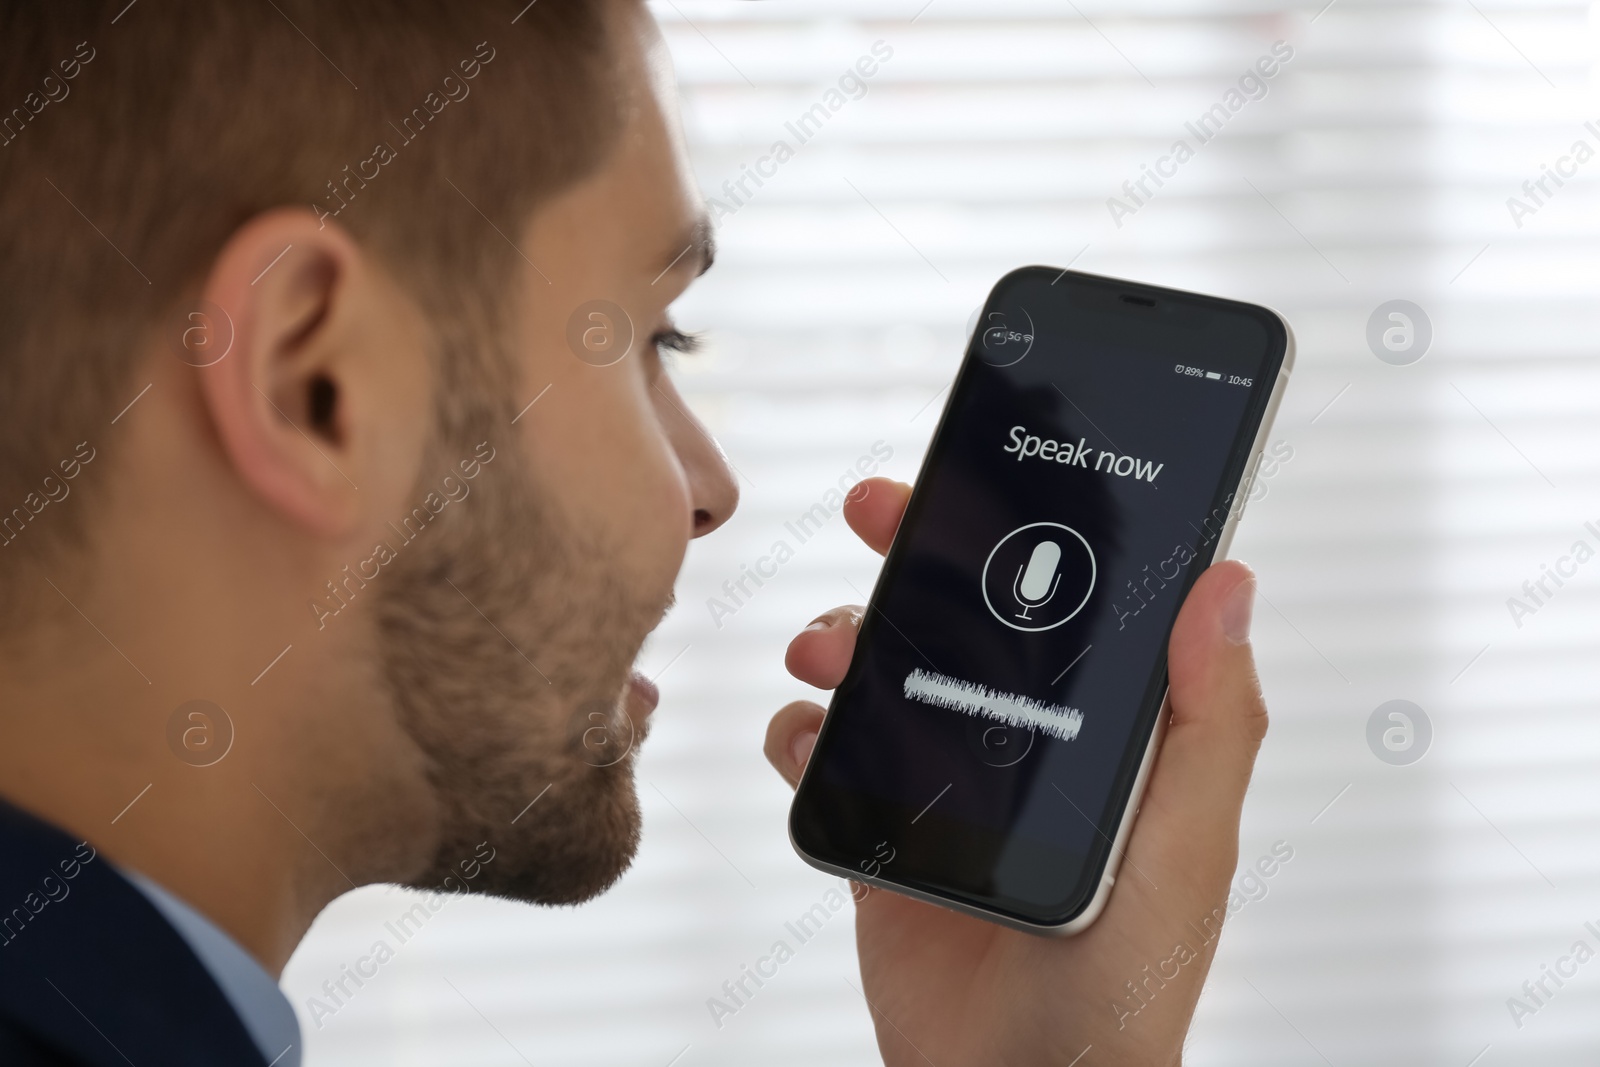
top-left (626, 671), bottom-right (659, 719)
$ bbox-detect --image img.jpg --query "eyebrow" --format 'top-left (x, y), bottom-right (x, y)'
top-left (651, 214), bottom-right (715, 285)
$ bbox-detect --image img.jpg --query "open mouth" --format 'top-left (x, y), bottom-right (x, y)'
top-left (626, 670), bottom-right (659, 719)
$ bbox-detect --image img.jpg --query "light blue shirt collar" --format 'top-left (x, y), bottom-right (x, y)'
top-left (121, 868), bottom-right (302, 1067)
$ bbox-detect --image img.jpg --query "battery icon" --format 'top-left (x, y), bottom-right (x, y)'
top-left (1204, 371), bottom-right (1222, 380)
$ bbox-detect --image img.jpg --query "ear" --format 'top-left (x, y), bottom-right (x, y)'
top-left (192, 208), bottom-right (429, 539)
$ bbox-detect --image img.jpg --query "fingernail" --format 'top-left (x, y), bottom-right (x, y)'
top-left (1222, 575), bottom-right (1255, 645)
top-left (791, 731), bottom-right (817, 768)
top-left (803, 617), bottom-right (832, 633)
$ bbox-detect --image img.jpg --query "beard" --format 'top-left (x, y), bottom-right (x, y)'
top-left (372, 430), bottom-right (668, 906)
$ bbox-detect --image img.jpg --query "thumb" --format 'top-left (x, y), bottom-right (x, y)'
top-left (1135, 560), bottom-right (1267, 883)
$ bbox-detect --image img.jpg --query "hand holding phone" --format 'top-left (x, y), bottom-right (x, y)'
top-left (766, 478), bottom-right (1268, 1066)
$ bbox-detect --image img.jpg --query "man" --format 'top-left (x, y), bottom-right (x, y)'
top-left (0, 2), bottom-right (1269, 1064)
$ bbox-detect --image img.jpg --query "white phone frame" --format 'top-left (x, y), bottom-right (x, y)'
top-left (789, 270), bottom-right (1296, 936)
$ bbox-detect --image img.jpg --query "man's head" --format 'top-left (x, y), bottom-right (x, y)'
top-left (0, 0), bottom-right (734, 960)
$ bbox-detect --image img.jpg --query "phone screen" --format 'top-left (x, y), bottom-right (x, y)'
top-left (790, 268), bottom-right (1288, 926)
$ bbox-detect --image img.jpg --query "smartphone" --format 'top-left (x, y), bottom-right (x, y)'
top-left (788, 266), bottom-right (1294, 934)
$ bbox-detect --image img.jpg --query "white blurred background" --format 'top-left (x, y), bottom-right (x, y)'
top-left (284, 1), bottom-right (1600, 1063)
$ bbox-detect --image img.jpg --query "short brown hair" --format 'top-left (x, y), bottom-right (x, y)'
top-left (0, 0), bottom-right (624, 572)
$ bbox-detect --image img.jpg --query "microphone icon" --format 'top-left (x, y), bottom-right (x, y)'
top-left (982, 522), bottom-right (1095, 632)
top-left (1012, 540), bottom-right (1062, 621)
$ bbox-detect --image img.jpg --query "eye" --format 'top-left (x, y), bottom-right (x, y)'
top-left (649, 327), bottom-right (704, 368)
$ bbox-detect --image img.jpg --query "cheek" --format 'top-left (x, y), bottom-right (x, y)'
top-left (609, 422), bottom-right (693, 569)
top-left (524, 371), bottom-right (692, 576)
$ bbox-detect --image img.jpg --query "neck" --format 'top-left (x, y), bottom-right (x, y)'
top-left (0, 617), bottom-right (437, 975)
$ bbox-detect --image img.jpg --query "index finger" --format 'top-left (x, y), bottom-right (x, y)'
top-left (841, 477), bottom-right (911, 556)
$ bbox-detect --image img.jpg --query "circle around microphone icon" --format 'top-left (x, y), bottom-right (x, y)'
top-left (980, 522), bottom-right (1096, 632)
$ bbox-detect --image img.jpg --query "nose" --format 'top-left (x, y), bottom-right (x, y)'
top-left (654, 375), bottom-right (738, 537)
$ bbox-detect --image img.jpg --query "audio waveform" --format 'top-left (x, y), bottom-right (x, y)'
top-left (902, 668), bottom-right (1083, 741)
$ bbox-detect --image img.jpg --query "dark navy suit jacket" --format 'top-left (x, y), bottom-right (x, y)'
top-left (0, 798), bottom-right (268, 1065)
